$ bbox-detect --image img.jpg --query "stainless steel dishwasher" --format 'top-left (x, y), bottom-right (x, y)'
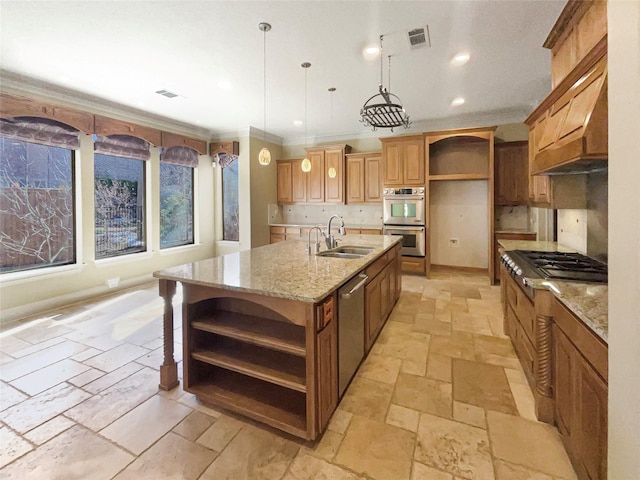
top-left (338, 273), bottom-right (368, 397)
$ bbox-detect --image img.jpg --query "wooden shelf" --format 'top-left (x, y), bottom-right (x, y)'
top-left (188, 369), bottom-right (307, 439)
top-left (192, 313), bottom-right (306, 357)
top-left (429, 173), bottom-right (489, 181)
top-left (192, 339), bottom-right (307, 393)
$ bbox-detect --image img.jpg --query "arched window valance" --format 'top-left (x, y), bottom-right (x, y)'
top-left (93, 134), bottom-right (151, 161)
top-left (0, 116), bottom-right (81, 149)
top-left (160, 146), bottom-right (199, 167)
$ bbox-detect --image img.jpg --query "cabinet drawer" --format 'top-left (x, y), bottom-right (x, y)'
top-left (285, 227), bottom-right (302, 237)
top-left (270, 226), bottom-right (285, 234)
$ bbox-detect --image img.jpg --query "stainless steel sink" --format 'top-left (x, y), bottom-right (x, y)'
top-left (315, 245), bottom-right (374, 259)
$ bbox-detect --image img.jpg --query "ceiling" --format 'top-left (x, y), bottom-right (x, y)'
top-left (0, 1), bottom-right (566, 145)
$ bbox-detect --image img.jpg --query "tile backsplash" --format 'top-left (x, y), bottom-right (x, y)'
top-left (494, 205), bottom-right (531, 230)
top-left (273, 204), bottom-right (383, 227)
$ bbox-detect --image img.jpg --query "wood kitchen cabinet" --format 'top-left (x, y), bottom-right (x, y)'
top-left (316, 296), bottom-right (338, 432)
top-left (552, 299), bottom-right (608, 480)
top-left (345, 152), bottom-right (382, 204)
top-left (277, 161), bottom-right (293, 204)
top-left (306, 149), bottom-right (325, 203)
top-left (495, 141), bottom-right (528, 205)
top-left (380, 135), bottom-right (425, 186)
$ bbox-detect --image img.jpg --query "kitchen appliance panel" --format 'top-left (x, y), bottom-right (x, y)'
top-left (338, 274), bottom-right (367, 397)
top-left (382, 187), bottom-right (426, 226)
top-left (382, 225), bottom-right (426, 257)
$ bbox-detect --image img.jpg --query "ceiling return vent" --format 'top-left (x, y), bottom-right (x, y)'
top-left (155, 89), bottom-right (178, 98)
top-left (407, 26), bottom-right (431, 49)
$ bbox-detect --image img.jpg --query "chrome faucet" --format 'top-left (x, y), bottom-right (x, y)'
top-left (324, 215), bottom-right (346, 249)
top-left (306, 225), bottom-right (323, 255)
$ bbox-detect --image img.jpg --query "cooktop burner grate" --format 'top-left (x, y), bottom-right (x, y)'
top-left (515, 250), bottom-right (607, 282)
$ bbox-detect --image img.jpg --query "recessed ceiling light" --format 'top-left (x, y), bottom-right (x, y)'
top-left (293, 120), bottom-right (303, 127)
top-left (217, 80), bottom-right (231, 90)
top-left (451, 97), bottom-right (465, 107)
top-left (451, 52), bottom-right (470, 66)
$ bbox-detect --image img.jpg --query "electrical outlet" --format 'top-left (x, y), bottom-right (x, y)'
top-left (449, 238), bottom-right (459, 247)
top-left (106, 277), bottom-right (120, 288)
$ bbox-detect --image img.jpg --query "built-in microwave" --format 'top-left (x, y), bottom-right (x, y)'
top-left (382, 187), bottom-right (426, 226)
top-left (382, 225), bottom-right (426, 257)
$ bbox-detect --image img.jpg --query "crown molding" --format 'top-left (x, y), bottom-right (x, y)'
top-left (210, 126), bottom-right (283, 145)
top-left (0, 69), bottom-right (214, 140)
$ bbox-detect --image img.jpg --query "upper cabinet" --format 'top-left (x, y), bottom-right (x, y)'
top-left (345, 152), bottom-right (382, 204)
top-left (495, 141), bottom-right (529, 205)
top-left (276, 145), bottom-right (351, 205)
top-left (381, 135), bottom-right (425, 186)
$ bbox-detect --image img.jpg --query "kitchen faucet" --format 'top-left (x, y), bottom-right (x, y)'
top-left (306, 225), bottom-right (323, 255)
top-left (324, 215), bottom-right (346, 249)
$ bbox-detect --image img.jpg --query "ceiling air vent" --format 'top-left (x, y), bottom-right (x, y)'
top-left (407, 26), bottom-right (431, 49)
top-left (155, 89), bottom-right (178, 98)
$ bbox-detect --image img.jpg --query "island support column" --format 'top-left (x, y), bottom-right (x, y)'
top-left (158, 279), bottom-right (179, 390)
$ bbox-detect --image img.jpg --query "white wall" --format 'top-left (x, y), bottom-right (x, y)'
top-left (608, 1), bottom-right (640, 477)
top-left (429, 180), bottom-right (489, 268)
top-left (557, 209), bottom-right (588, 253)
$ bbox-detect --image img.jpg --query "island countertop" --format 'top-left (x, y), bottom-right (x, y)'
top-left (153, 234), bottom-right (401, 303)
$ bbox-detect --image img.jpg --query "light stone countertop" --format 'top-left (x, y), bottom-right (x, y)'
top-left (154, 234), bottom-right (400, 304)
top-left (494, 229), bottom-right (537, 235)
top-left (497, 239), bottom-right (608, 343)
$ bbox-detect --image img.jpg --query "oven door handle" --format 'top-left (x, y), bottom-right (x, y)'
top-left (383, 226), bottom-right (425, 232)
top-left (383, 195), bottom-right (424, 201)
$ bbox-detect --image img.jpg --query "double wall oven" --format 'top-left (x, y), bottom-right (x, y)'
top-left (382, 187), bottom-right (426, 257)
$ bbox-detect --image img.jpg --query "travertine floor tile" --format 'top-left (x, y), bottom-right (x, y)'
top-left (113, 432), bottom-right (216, 480)
top-left (357, 353), bottom-right (402, 385)
top-left (196, 414), bottom-right (245, 452)
top-left (327, 408), bottom-right (352, 435)
top-left (509, 380), bottom-right (538, 421)
top-left (487, 410), bottom-right (576, 479)
top-left (283, 451), bottom-right (367, 480)
top-left (173, 410), bottom-right (216, 441)
top-left (0, 340), bottom-right (87, 382)
top-left (474, 352), bottom-right (521, 370)
top-left (452, 312), bottom-right (493, 336)
top-left (0, 426), bottom-right (33, 468)
top-left (0, 425), bottom-right (133, 479)
top-left (426, 353), bottom-right (452, 382)
top-left (386, 403), bottom-right (420, 432)
top-left (9, 336), bottom-right (66, 358)
top-left (65, 367), bottom-right (158, 431)
top-left (335, 415), bottom-right (415, 480)
top-left (10, 359), bottom-right (90, 395)
top-left (67, 367), bottom-right (105, 388)
top-left (14, 323), bottom-right (73, 345)
top-left (393, 373), bottom-right (452, 419)
top-left (70, 347), bottom-right (102, 362)
top-left (339, 376), bottom-right (394, 422)
top-left (83, 343), bottom-right (149, 372)
top-left (430, 333), bottom-right (476, 360)
top-left (452, 401), bottom-right (486, 429)
top-left (199, 424), bottom-right (299, 480)
top-left (472, 334), bottom-right (515, 357)
top-left (81, 362), bottom-right (144, 394)
top-left (304, 429), bottom-right (343, 461)
top-left (0, 335), bottom-right (31, 355)
top-left (452, 359), bottom-right (518, 415)
top-left (414, 314), bottom-right (451, 336)
top-left (100, 394), bottom-right (192, 455)
top-left (3, 383), bottom-right (91, 433)
top-left (23, 415), bottom-right (74, 445)
top-left (451, 285), bottom-right (482, 300)
top-left (412, 461), bottom-right (454, 480)
top-left (415, 412), bottom-right (494, 480)
top-left (494, 459), bottom-right (554, 480)
top-left (0, 381), bottom-right (27, 412)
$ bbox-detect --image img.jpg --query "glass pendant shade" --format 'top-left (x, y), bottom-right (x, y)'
top-left (301, 157), bottom-right (312, 172)
top-left (328, 166), bottom-right (337, 178)
top-left (258, 147), bottom-right (271, 166)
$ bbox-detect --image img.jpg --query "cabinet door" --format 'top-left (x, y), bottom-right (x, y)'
top-left (403, 139), bottom-right (425, 185)
top-left (533, 175), bottom-right (550, 204)
top-left (383, 143), bottom-right (403, 185)
top-left (292, 159), bottom-right (307, 203)
top-left (576, 357), bottom-right (608, 480)
top-left (277, 161), bottom-right (293, 204)
top-left (316, 304), bottom-right (338, 431)
top-left (364, 155), bottom-right (382, 202)
top-left (553, 325), bottom-right (576, 440)
top-left (346, 156), bottom-right (365, 204)
top-left (380, 266), bottom-right (391, 320)
top-left (365, 274), bottom-right (382, 352)
top-left (324, 148), bottom-right (344, 204)
top-left (307, 151), bottom-right (325, 203)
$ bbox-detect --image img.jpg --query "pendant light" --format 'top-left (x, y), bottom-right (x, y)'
top-left (360, 35), bottom-right (411, 131)
top-left (258, 22), bottom-right (272, 166)
top-left (327, 87), bottom-right (337, 178)
top-left (300, 62), bottom-right (312, 173)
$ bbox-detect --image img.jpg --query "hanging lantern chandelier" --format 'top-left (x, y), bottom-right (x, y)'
top-left (258, 22), bottom-right (272, 166)
top-left (360, 35), bottom-right (411, 132)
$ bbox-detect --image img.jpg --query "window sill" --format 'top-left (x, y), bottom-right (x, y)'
top-left (159, 243), bottom-right (201, 256)
top-left (95, 250), bottom-right (154, 267)
top-left (0, 263), bottom-right (86, 286)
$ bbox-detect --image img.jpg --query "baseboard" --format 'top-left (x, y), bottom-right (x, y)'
top-left (429, 264), bottom-right (489, 276)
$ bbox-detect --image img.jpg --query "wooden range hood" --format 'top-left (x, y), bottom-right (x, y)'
top-left (526, 37), bottom-right (608, 175)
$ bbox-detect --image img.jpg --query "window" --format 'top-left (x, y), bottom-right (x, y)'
top-left (0, 137), bottom-right (75, 274)
top-left (94, 153), bottom-right (146, 259)
top-left (160, 162), bottom-right (193, 248)
top-left (222, 157), bottom-right (239, 241)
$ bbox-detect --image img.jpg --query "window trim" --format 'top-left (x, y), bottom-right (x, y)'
top-left (159, 161), bottom-right (195, 250)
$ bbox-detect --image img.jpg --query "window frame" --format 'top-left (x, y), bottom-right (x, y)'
top-left (159, 161), bottom-right (195, 250)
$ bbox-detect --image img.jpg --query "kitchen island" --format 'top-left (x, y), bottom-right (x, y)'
top-left (154, 235), bottom-right (401, 440)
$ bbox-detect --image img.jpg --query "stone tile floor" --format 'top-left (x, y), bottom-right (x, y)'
top-left (0, 272), bottom-right (578, 480)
